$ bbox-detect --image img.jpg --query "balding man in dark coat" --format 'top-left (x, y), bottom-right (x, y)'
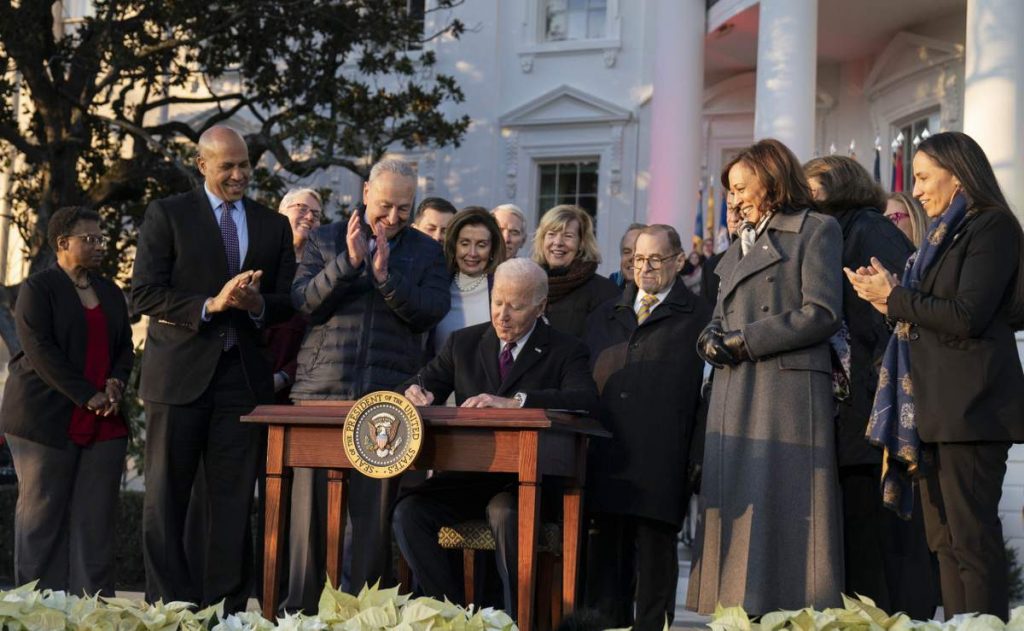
top-left (582, 225), bottom-right (710, 631)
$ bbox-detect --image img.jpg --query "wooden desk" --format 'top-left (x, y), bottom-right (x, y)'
top-left (243, 403), bottom-right (608, 631)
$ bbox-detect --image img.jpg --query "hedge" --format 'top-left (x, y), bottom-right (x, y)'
top-left (0, 485), bottom-right (145, 590)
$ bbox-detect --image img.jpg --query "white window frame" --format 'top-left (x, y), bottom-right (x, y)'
top-left (517, 0), bottom-right (622, 71)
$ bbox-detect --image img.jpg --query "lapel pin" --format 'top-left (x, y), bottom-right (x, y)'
top-left (534, 347), bottom-right (542, 353)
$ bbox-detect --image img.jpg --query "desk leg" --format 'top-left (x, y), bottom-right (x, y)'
top-left (562, 484), bottom-right (582, 614)
top-left (262, 426), bottom-right (291, 620)
top-left (562, 436), bottom-right (588, 616)
top-left (325, 469), bottom-right (348, 590)
top-left (518, 431), bottom-right (540, 631)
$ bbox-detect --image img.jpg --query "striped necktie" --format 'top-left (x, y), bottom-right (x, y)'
top-left (637, 294), bottom-right (659, 324)
top-left (219, 202), bottom-right (240, 349)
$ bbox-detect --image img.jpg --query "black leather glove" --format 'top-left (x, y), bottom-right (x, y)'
top-left (722, 330), bottom-right (752, 362)
top-left (697, 325), bottom-right (737, 368)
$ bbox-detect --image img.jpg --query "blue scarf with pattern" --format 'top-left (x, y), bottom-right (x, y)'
top-left (866, 191), bottom-right (970, 519)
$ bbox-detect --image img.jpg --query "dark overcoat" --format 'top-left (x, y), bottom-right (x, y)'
top-left (583, 282), bottom-right (711, 527)
top-left (686, 208), bottom-right (845, 615)
top-left (833, 208), bottom-right (915, 466)
top-left (546, 273), bottom-right (619, 339)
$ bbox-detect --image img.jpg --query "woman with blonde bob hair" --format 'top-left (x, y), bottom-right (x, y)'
top-left (530, 204), bottom-right (617, 338)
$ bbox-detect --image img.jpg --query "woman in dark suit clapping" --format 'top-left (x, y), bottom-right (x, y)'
top-left (0, 206), bottom-right (133, 595)
top-left (847, 132), bottom-right (1024, 621)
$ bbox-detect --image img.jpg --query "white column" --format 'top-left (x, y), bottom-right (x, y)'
top-left (647, 0), bottom-right (705, 231)
top-left (964, 0), bottom-right (1024, 219)
top-left (753, 0), bottom-right (818, 161)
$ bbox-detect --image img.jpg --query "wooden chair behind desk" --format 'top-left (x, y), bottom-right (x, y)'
top-left (437, 520), bottom-right (563, 631)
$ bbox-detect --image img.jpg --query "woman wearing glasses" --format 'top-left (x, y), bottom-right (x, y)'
top-left (885, 192), bottom-right (929, 248)
top-left (0, 206), bottom-right (133, 595)
top-left (687, 139), bottom-right (844, 615)
top-left (271, 188), bottom-right (323, 399)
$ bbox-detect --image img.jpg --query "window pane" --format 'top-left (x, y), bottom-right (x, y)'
top-left (559, 167), bottom-right (579, 196)
top-left (566, 5), bottom-right (587, 40)
top-left (578, 163), bottom-right (598, 195)
top-left (406, 0), bottom-right (426, 50)
top-left (545, 0), bottom-right (569, 41)
top-left (577, 196), bottom-right (598, 219)
top-left (539, 165), bottom-right (558, 196)
top-left (587, 8), bottom-right (605, 38)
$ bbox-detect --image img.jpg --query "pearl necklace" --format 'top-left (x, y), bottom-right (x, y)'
top-left (454, 272), bottom-right (486, 293)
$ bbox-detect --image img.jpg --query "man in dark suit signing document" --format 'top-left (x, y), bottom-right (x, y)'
top-left (393, 257), bottom-right (599, 614)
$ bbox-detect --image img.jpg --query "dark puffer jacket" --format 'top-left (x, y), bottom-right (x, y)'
top-left (290, 219), bottom-right (450, 399)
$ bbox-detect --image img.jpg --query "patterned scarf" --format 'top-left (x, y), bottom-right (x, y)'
top-left (866, 191), bottom-right (970, 519)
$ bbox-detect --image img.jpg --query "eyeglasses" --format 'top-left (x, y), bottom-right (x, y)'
top-left (286, 203), bottom-right (322, 220)
top-left (66, 234), bottom-right (108, 247)
top-left (886, 211), bottom-right (909, 224)
top-left (632, 252), bottom-right (680, 270)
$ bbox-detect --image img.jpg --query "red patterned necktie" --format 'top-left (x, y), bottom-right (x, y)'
top-left (219, 202), bottom-right (240, 349)
top-left (499, 342), bottom-right (517, 382)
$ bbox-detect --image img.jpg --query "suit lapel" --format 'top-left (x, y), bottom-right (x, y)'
top-left (713, 242), bottom-right (742, 302)
top-left (240, 197), bottom-right (263, 271)
top-left (719, 232), bottom-right (782, 301)
top-left (196, 189), bottom-right (230, 280)
top-left (476, 326), bottom-right (502, 394)
top-left (921, 215), bottom-right (973, 294)
top-left (611, 287), bottom-right (639, 332)
top-left (498, 320), bottom-right (550, 396)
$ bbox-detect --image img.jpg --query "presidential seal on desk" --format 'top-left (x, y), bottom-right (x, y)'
top-left (343, 391), bottom-right (424, 478)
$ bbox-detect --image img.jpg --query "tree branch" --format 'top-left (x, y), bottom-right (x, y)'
top-left (0, 120), bottom-right (43, 163)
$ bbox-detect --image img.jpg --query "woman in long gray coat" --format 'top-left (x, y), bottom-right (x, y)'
top-left (686, 139), bottom-right (844, 615)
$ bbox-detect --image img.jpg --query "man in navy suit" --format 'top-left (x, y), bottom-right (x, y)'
top-left (131, 126), bottom-right (295, 612)
top-left (394, 258), bottom-right (599, 613)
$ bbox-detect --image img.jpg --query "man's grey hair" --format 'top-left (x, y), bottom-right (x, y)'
top-left (493, 258), bottom-right (548, 305)
top-left (278, 188), bottom-right (323, 212)
top-left (368, 158), bottom-right (417, 183)
top-left (491, 203), bottom-right (525, 223)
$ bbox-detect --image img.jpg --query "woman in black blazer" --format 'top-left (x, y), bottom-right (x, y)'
top-left (847, 132), bottom-right (1024, 620)
top-left (0, 206), bottom-right (133, 595)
